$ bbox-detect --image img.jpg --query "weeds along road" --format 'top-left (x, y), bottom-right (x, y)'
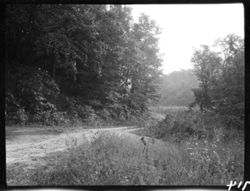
top-left (6, 112), bottom-right (167, 167)
top-left (7, 125), bottom-right (177, 167)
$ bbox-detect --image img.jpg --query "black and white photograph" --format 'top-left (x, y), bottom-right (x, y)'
top-left (5, 4), bottom-right (244, 186)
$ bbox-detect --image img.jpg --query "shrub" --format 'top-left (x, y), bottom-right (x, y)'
top-left (15, 66), bottom-right (60, 113)
top-left (5, 65), bottom-right (61, 125)
top-left (67, 98), bottom-right (98, 124)
top-left (5, 108), bottom-right (29, 125)
top-left (32, 111), bottom-right (69, 126)
top-left (96, 109), bottom-right (112, 121)
top-left (51, 111), bottom-right (70, 125)
top-left (149, 111), bottom-right (229, 143)
top-left (5, 92), bottom-right (29, 125)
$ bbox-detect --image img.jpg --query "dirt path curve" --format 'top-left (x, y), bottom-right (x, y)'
top-left (6, 126), bottom-right (143, 165)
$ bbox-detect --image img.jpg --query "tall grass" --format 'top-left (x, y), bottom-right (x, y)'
top-left (8, 132), bottom-right (187, 185)
top-left (144, 109), bottom-right (244, 185)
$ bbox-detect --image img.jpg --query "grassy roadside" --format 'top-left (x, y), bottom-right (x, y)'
top-left (134, 106), bottom-right (244, 185)
top-left (6, 106), bottom-right (244, 185)
top-left (7, 132), bottom-right (185, 185)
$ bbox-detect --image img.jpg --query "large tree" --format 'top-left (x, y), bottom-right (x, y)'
top-left (191, 34), bottom-right (244, 128)
top-left (191, 45), bottom-right (222, 111)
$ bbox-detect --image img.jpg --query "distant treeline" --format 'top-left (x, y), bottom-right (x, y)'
top-left (157, 69), bottom-right (199, 106)
top-left (5, 5), bottom-right (162, 125)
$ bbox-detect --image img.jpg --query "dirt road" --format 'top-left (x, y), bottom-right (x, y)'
top-left (6, 122), bottom-right (181, 175)
top-left (6, 126), bottom-right (142, 165)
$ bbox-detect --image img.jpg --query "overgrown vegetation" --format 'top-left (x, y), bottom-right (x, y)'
top-left (7, 132), bottom-right (182, 185)
top-left (190, 34), bottom-right (244, 129)
top-left (7, 114), bottom-right (243, 186)
top-left (5, 4), bottom-right (162, 126)
top-left (136, 106), bottom-right (244, 185)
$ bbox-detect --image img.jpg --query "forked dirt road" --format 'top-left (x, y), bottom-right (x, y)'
top-left (6, 124), bottom-right (181, 170)
top-left (6, 122), bottom-right (185, 188)
top-left (6, 126), bottom-right (144, 165)
top-left (6, 112), bottom-right (179, 172)
top-left (6, 112), bottom-right (167, 167)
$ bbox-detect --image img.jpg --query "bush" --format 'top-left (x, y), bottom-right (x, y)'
top-left (67, 98), bottom-right (98, 124)
top-left (5, 65), bottom-right (61, 125)
top-left (5, 92), bottom-right (29, 125)
top-left (32, 111), bottom-right (69, 126)
top-left (5, 108), bottom-right (29, 125)
top-left (149, 111), bottom-right (229, 143)
top-left (96, 109), bottom-right (111, 121)
top-left (15, 66), bottom-right (60, 113)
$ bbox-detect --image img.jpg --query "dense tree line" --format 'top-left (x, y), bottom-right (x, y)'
top-left (191, 34), bottom-right (244, 128)
top-left (157, 69), bottom-right (199, 106)
top-left (5, 4), bottom-right (162, 125)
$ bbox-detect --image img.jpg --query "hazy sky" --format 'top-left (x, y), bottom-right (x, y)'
top-left (130, 4), bottom-right (244, 74)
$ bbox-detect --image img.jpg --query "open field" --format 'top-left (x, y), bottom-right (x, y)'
top-left (150, 106), bottom-right (189, 114)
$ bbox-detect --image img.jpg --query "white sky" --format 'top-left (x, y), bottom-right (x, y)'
top-left (129, 4), bottom-right (244, 74)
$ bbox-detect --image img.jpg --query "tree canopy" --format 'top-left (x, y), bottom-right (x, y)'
top-left (191, 34), bottom-right (244, 128)
top-left (5, 4), bottom-right (162, 125)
